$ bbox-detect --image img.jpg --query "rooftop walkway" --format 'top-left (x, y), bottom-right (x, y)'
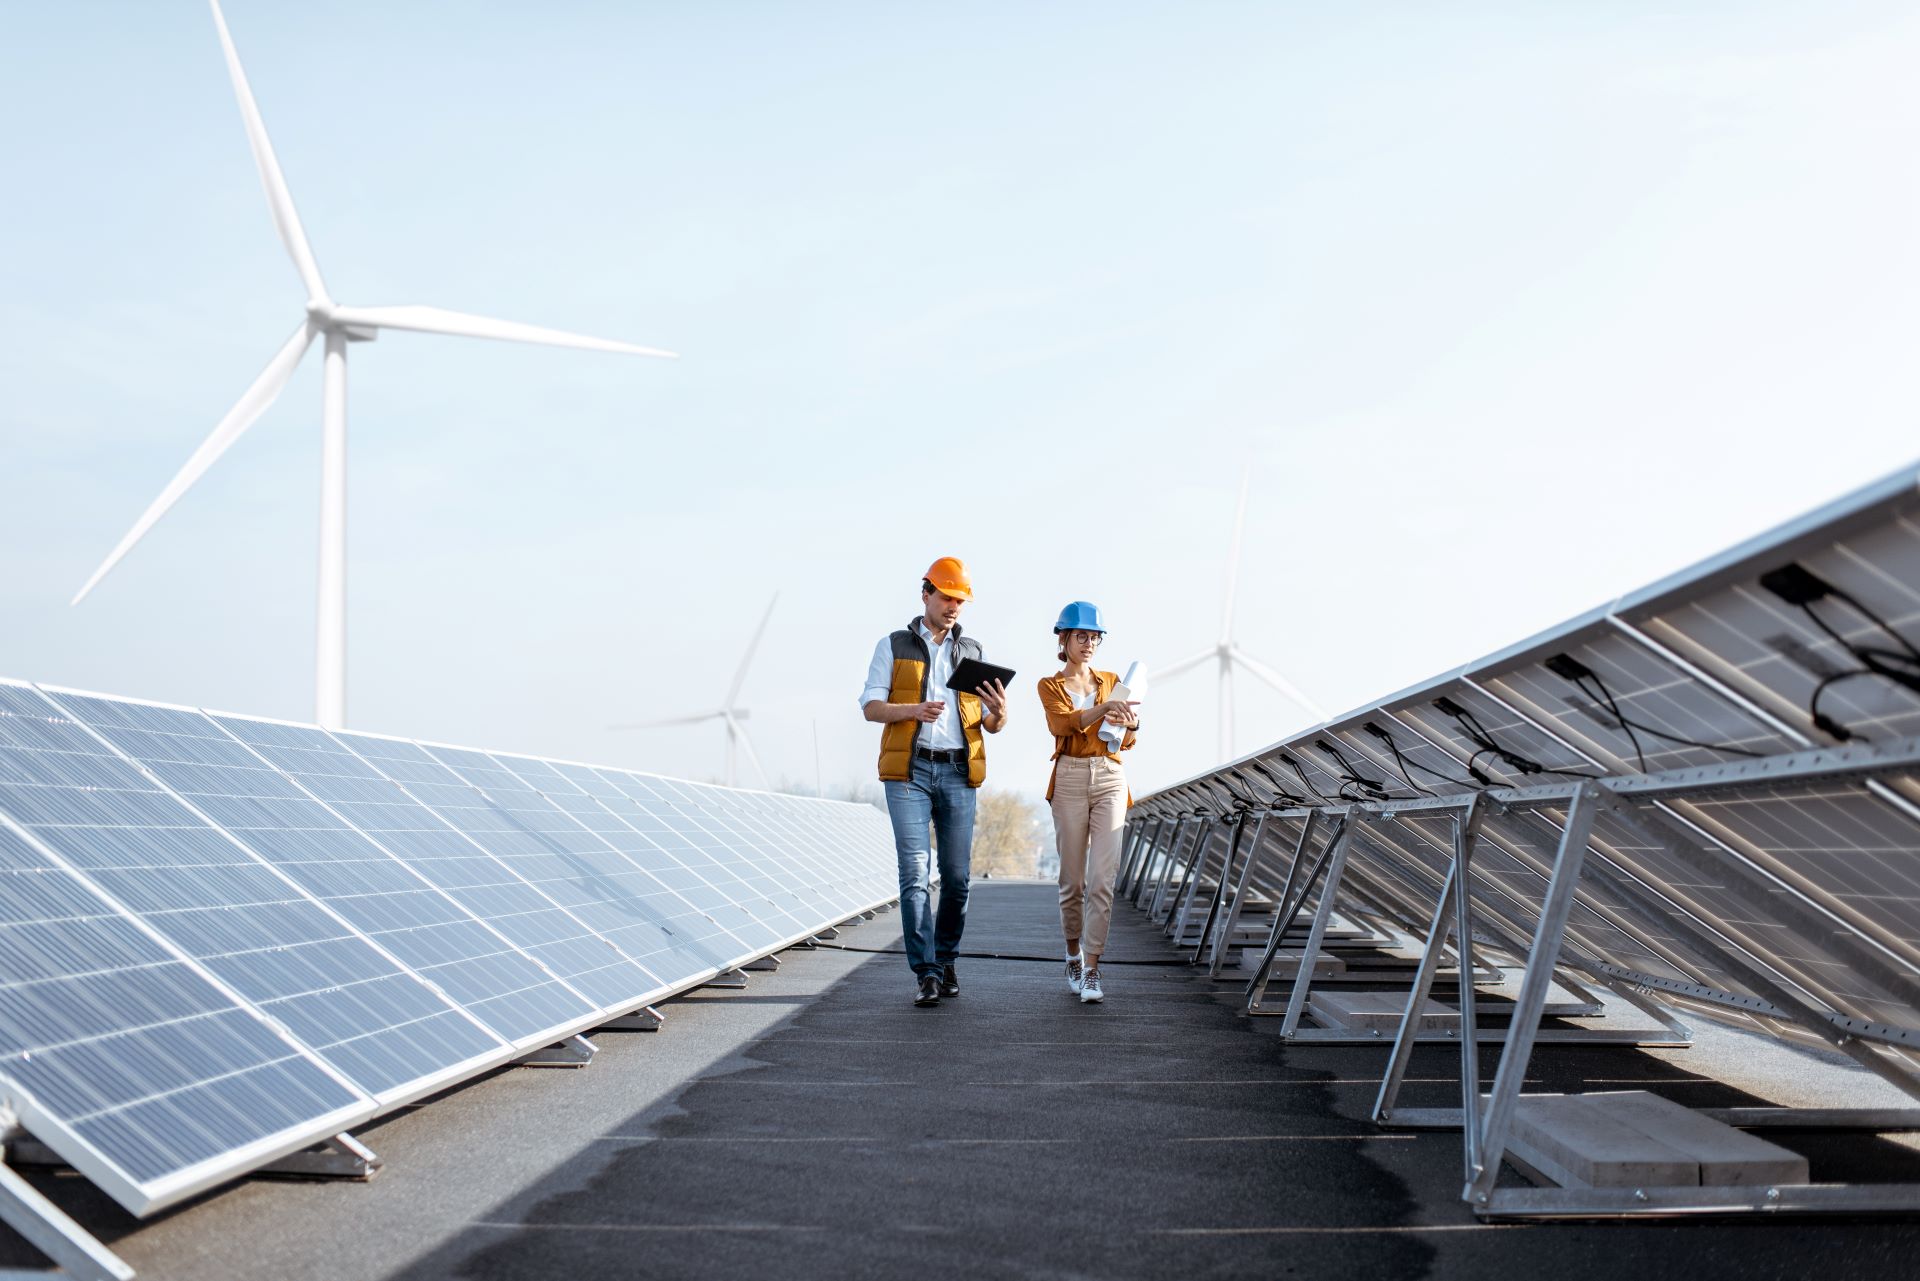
top-left (11, 881), bottom-right (1920, 1279)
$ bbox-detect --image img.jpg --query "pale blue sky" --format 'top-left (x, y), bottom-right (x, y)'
top-left (3, 1), bottom-right (1918, 799)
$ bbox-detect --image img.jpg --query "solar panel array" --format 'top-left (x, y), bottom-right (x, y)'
top-left (0, 681), bottom-right (896, 1217)
top-left (1128, 462), bottom-right (1920, 1211)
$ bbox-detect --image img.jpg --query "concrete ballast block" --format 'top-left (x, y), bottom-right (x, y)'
top-left (1308, 991), bottom-right (1459, 1032)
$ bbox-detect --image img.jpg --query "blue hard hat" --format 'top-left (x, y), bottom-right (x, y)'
top-left (1053, 601), bottom-right (1106, 634)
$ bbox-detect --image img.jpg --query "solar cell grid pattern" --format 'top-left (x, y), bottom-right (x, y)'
top-left (589, 769), bottom-right (793, 949)
top-left (1483, 632), bottom-right (1797, 776)
top-left (1577, 807), bottom-right (1870, 1006)
top-left (1391, 687), bottom-right (1604, 788)
top-left (55, 699), bottom-right (553, 1073)
top-left (329, 733), bottom-right (660, 1012)
top-left (629, 776), bottom-right (822, 939)
top-left (1638, 790), bottom-right (1920, 1023)
top-left (695, 788), bottom-right (852, 922)
top-left (205, 715), bottom-right (601, 1044)
top-left (0, 818), bottom-right (363, 1205)
top-left (533, 759), bottom-right (770, 948)
top-left (0, 679), bottom-right (899, 1221)
top-left (1454, 809), bottom-right (1698, 986)
top-left (1638, 515), bottom-right (1920, 747)
top-left (1322, 727), bottom-right (1471, 805)
top-left (1140, 475), bottom-right (1920, 1050)
top-left (0, 685), bottom-right (475, 1101)
top-left (45, 696), bottom-right (525, 1077)
top-left (771, 793), bottom-right (896, 914)
top-left (462, 752), bottom-right (744, 983)
top-left (1356, 814), bottom-right (1570, 957)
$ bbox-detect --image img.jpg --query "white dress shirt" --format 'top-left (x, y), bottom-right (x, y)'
top-left (860, 619), bottom-right (966, 751)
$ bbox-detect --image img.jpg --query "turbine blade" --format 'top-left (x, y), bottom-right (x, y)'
top-left (725, 593), bottom-right (778, 710)
top-left (726, 713), bottom-right (773, 789)
top-left (1154, 650), bottom-right (1215, 682)
top-left (73, 321), bottom-right (315, 605)
top-left (1231, 648), bottom-right (1330, 720)
top-left (1220, 464), bottom-right (1250, 644)
top-left (208, 0), bottom-right (328, 302)
top-left (608, 711), bottom-right (724, 729)
top-left (328, 304), bottom-right (677, 359)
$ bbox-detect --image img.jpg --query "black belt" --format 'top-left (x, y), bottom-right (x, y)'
top-left (914, 747), bottom-right (966, 764)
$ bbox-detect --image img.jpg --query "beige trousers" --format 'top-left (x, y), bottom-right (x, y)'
top-left (1051, 755), bottom-right (1127, 957)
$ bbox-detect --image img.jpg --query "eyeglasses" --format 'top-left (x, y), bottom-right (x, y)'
top-left (1066, 631), bottom-right (1103, 646)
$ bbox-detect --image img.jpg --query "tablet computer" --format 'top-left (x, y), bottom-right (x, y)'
top-left (946, 657), bottom-right (1017, 695)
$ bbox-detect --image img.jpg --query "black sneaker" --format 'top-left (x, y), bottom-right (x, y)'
top-left (939, 962), bottom-right (960, 998)
top-left (914, 974), bottom-right (941, 1007)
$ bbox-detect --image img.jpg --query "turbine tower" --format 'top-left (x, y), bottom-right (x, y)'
top-left (1158, 467), bottom-right (1327, 762)
top-left (72, 0), bottom-right (676, 730)
top-left (612, 595), bottom-right (778, 789)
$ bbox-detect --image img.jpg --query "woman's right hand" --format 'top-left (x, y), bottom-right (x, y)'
top-left (1098, 699), bottom-right (1140, 721)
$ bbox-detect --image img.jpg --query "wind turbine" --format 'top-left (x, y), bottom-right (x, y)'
top-left (1158, 467), bottom-right (1327, 761)
top-left (612, 595), bottom-right (778, 789)
top-left (71, 0), bottom-right (676, 730)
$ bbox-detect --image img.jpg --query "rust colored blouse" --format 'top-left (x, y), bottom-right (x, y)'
top-left (1037, 669), bottom-right (1138, 800)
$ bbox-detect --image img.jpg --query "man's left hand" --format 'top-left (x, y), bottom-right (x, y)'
top-left (978, 678), bottom-right (1009, 721)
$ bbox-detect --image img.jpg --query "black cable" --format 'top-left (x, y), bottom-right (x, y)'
top-left (1569, 672), bottom-right (1648, 772)
top-left (1758, 563), bottom-right (1920, 743)
top-left (1375, 734), bottom-right (1434, 796)
top-left (1280, 753), bottom-right (1339, 804)
top-left (1807, 669), bottom-right (1894, 742)
top-left (1313, 738), bottom-right (1399, 802)
top-left (1362, 721), bottom-right (1488, 790)
top-left (1436, 697), bottom-right (1604, 781)
top-left (1248, 760), bottom-right (1312, 808)
top-left (1796, 599), bottom-right (1920, 742)
top-left (1542, 651), bottom-right (1765, 766)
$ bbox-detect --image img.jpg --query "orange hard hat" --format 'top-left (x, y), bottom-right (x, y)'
top-left (923, 556), bottom-right (974, 600)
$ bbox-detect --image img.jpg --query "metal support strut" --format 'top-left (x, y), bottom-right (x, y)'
top-left (0, 1161), bottom-right (134, 1281)
top-left (520, 1034), bottom-right (597, 1068)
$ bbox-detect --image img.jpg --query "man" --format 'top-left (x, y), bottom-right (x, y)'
top-left (860, 557), bottom-right (1009, 1006)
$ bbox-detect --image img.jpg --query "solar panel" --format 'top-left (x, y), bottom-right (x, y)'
top-left (416, 745), bottom-right (732, 989)
top-left (322, 732), bottom-right (664, 1013)
top-left (201, 713), bottom-right (604, 1045)
top-left (581, 768), bottom-right (800, 949)
top-left (535, 759), bottom-right (776, 948)
top-left (1131, 462), bottom-right (1920, 1217)
top-left (0, 815), bottom-right (367, 1214)
top-left (0, 674), bottom-right (900, 1247)
top-left (647, 778), bottom-right (856, 939)
top-left (2, 683), bottom-right (501, 1103)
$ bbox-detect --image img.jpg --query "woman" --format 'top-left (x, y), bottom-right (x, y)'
top-left (1036, 601), bottom-right (1139, 1004)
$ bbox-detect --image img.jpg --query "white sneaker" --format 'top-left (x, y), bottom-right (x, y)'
top-left (1065, 955), bottom-right (1084, 995)
top-left (1080, 967), bottom-right (1104, 1003)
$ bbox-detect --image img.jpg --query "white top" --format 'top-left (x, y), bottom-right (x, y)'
top-left (859, 618), bottom-right (965, 750)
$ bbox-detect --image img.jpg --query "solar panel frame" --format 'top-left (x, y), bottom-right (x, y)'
top-left (487, 756), bottom-right (890, 956)
top-left (1135, 462), bottom-right (1920, 1082)
top-left (26, 686), bottom-right (521, 1102)
top-left (421, 746), bottom-right (753, 988)
top-left (198, 710), bottom-right (611, 1049)
top-left (0, 806), bottom-right (373, 1218)
top-left (319, 728), bottom-right (673, 1015)
top-left (1, 683), bottom-right (512, 1113)
top-left (0, 677), bottom-right (901, 1236)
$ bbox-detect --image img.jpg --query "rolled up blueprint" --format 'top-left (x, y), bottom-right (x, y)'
top-left (1099, 661), bottom-right (1147, 752)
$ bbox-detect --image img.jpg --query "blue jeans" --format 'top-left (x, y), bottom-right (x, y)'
top-left (885, 753), bottom-right (976, 978)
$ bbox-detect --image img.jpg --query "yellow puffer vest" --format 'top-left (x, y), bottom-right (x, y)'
top-left (876, 622), bottom-right (987, 787)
